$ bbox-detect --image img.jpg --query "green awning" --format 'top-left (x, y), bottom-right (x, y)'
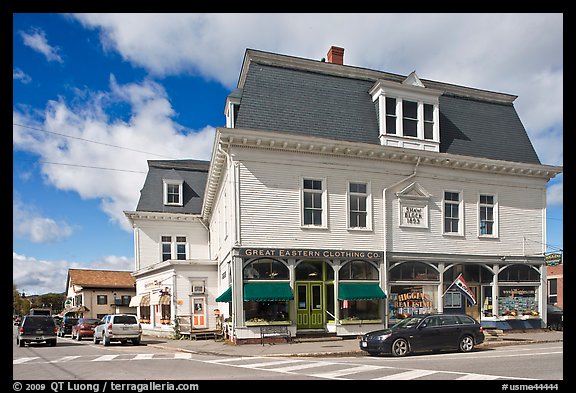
top-left (338, 283), bottom-right (386, 300)
top-left (244, 282), bottom-right (294, 301)
top-left (216, 287), bottom-right (232, 303)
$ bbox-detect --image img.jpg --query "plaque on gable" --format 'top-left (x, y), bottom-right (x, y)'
top-left (395, 182), bottom-right (432, 229)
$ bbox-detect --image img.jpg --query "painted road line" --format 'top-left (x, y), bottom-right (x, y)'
top-left (133, 354), bottom-right (155, 360)
top-left (374, 369), bottom-right (438, 380)
top-left (174, 353), bottom-right (193, 359)
top-left (271, 362), bottom-right (336, 373)
top-left (456, 373), bottom-right (501, 380)
top-left (310, 365), bottom-right (381, 379)
top-left (241, 359), bottom-right (303, 368)
top-left (92, 355), bottom-right (119, 362)
top-left (51, 356), bottom-right (81, 363)
top-left (13, 357), bottom-right (39, 364)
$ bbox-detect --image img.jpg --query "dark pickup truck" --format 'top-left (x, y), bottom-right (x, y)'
top-left (16, 315), bottom-right (58, 347)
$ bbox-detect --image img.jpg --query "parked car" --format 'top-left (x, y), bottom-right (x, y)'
top-left (57, 317), bottom-right (79, 337)
top-left (93, 314), bottom-right (141, 346)
top-left (71, 318), bottom-right (100, 341)
top-left (547, 304), bottom-right (563, 331)
top-left (359, 314), bottom-right (485, 357)
top-left (16, 315), bottom-right (58, 347)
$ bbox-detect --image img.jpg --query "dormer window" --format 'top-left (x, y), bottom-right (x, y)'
top-left (370, 72), bottom-right (442, 152)
top-left (163, 179), bottom-right (183, 206)
top-left (225, 88), bottom-right (242, 128)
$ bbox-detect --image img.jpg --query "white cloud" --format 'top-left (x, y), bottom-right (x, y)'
top-left (20, 28), bottom-right (63, 63)
top-left (547, 179), bottom-right (563, 208)
top-left (13, 194), bottom-right (74, 243)
top-left (13, 252), bottom-right (134, 295)
top-left (70, 13), bottom-right (563, 166)
top-left (13, 76), bottom-right (215, 231)
top-left (13, 68), bottom-right (32, 84)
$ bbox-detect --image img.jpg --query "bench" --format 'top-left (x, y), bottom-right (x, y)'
top-left (260, 325), bottom-right (291, 345)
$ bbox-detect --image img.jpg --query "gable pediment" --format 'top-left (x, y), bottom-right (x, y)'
top-left (395, 182), bottom-right (433, 200)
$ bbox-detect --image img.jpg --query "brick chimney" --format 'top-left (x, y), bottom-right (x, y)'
top-left (326, 46), bottom-right (344, 65)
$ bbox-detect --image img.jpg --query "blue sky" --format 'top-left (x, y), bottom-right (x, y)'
top-left (13, 13), bottom-right (563, 295)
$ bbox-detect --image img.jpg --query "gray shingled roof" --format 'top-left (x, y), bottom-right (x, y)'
top-left (234, 62), bottom-right (541, 165)
top-left (136, 160), bottom-right (210, 214)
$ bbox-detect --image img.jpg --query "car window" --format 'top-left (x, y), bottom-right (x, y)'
top-left (24, 317), bottom-right (55, 328)
top-left (84, 319), bottom-right (100, 324)
top-left (440, 315), bottom-right (460, 326)
top-left (425, 316), bottom-right (440, 327)
top-left (456, 315), bottom-right (476, 324)
top-left (113, 315), bottom-right (138, 324)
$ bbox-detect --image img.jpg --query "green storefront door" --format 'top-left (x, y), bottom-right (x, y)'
top-left (296, 282), bottom-right (323, 329)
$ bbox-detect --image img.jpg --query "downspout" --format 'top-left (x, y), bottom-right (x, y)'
top-left (382, 156), bottom-right (421, 328)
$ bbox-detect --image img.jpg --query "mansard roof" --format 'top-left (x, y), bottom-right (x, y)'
top-left (232, 49), bottom-right (541, 165)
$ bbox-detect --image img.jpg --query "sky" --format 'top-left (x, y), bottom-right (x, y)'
top-left (12, 13), bottom-right (563, 296)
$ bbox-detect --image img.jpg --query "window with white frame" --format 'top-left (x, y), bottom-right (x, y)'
top-left (370, 75), bottom-right (442, 152)
top-left (444, 191), bottom-right (462, 235)
top-left (479, 194), bottom-right (497, 237)
top-left (348, 182), bottom-right (369, 229)
top-left (163, 179), bottom-right (183, 206)
top-left (302, 178), bottom-right (325, 227)
top-left (160, 235), bottom-right (188, 261)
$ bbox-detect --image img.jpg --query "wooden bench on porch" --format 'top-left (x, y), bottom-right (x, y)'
top-left (260, 325), bottom-right (292, 345)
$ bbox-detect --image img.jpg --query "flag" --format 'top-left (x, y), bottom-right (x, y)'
top-left (443, 273), bottom-right (477, 306)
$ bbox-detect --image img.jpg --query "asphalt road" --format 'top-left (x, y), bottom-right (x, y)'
top-left (13, 328), bottom-right (563, 381)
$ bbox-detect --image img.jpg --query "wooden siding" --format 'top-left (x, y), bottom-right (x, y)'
top-left (135, 220), bottom-right (209, 270)
top-left (233, 147), bottom-right (548, 256)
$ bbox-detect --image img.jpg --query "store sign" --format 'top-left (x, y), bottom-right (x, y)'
top-left (238, 247), bottom-right (383, 260)
top-left (394, 291), bottom-right (433, 309)
top-left (545, 253), bottom-right (562, 266)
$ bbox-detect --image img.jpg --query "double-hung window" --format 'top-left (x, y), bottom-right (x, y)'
top-left (161, 235), bottom-right (188, 261)
top-left (302, 178), bottom-right (325, 227)
top-left (402, 100), bottom-right (418, 137)
top-left (163, 179), bottom-right (183, 206)
top-left (479, 194), bottom-right (496, 236)
top-left (444, 191), bottom-right (462, 235)
top-left (349, 182), bottom-right (369, 229)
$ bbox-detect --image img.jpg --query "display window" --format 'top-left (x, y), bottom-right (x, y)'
top-left (498, 286), bottom-right (539, 317)
top-left (389, 285), bottom-right (438, 319)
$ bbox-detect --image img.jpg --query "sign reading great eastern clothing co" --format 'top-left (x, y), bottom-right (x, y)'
top-left (237, 247), bottom-right (383, 260)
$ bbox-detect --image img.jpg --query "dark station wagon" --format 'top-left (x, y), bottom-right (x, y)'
top-left (360, 314), bottom-right (484, 357)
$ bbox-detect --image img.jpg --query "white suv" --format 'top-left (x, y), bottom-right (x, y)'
top-left (93, 314), bottom-right (141, 346)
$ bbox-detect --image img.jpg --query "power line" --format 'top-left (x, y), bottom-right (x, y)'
top-left (13, 157), bottom-right (147, 174)
top-left (13, 123), bottom-right (176, 159)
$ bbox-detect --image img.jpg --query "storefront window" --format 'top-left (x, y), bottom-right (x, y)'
top-left (139, 306), bottom-right (150, 323)
top-left (243, 258), bottom-right (289, 280)
top-left (498, 287), bottom-right (539, 317)
top-left (498, 264), bottom-right (540, 282)
top-left (390, 285), bottom-right (437, 319)
top-left (161, 304), bottom-right (171, 325)
top-left (244, 301), bottom-right (289, 322)
top-left (339, 260), bottom-right (378, 280)
top-left (390, 261), bottom-right (439, 281)
top-left (340, 299), bottom-right (379, 320)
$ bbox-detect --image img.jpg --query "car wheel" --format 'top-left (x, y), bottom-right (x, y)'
top-left (459, 335), bottom-right (475, 353)
top-left (132, 338), bottom-right (141, 346)
top-left (103, 336), bottom-right (111, 346)
top-left (93, 334), bottom-right (100, 345)
top-left (77, 333), bottom-right (82, 341)
top-left (367, 350), bottom-right (379, 356)
top-left (18, 338), bottom-right (25, 347)
top-left (49, 339), bottom-right (57, 347)
top-left (391, 338), bottom-right (409, 357)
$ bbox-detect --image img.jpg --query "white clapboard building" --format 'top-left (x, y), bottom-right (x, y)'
top-left (125, 47), bottom-right (562, 342)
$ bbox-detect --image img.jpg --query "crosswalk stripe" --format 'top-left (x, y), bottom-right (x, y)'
top-left (242, 359), bottom-right (303, 368)
top-left (311, 365), bottom-right (381, 379)
top-left (373, 369), bottom-right (437, 380)
top-left (92, 355), bottom-right (119, 362)
top-left (272, 362), bottom-right (336, 372)
top-left (207, 357), bottom-right (258, 363)
top-left (51, 356), bottom-right (81, 363)
top-left (456, 373), bottom-right (500, 380)
top-left (174, 353), bottom-right (192, 359)
top-left (13, 357), bottom-right (39, 364)
top-left (133, 354), bottom-right (154, 360)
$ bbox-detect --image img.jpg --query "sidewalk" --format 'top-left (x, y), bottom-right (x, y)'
top-left (144, 330), bottom-right (563, 358)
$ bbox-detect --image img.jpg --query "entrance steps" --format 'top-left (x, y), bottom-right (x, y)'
top-left (294, 330), bottom-right (341, 343)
